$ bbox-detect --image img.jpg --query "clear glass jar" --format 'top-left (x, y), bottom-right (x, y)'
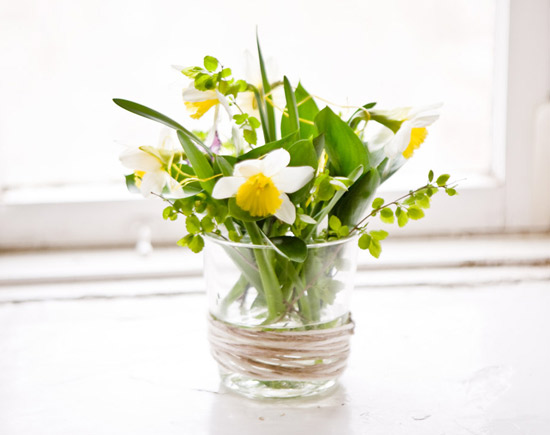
top-left (204, 235), bottom-right (358, 399)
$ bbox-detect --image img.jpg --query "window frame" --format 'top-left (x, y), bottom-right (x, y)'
top-left (1, 0), bottom-right (549, 250)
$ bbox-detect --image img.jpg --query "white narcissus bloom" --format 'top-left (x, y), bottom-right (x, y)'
top-left (373, 103), bottom-right (442, 160)
top-left (182, 85), bottom-right (221, 120)
top-left (119, 131), bottom-right (184, 198)
top-left (212, 149), bottom-right (314, 224)
top-left (182, 84), bottom-right (243, 155)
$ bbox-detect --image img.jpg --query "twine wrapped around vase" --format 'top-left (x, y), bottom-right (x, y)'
top-left (207, 314), bottom-right (355, 381)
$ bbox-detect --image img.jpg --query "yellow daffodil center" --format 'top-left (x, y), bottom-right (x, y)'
top-left (185, 99), bottom-right (218, 119)
top-left (236, 173), bottom-right (282, 217)
top-left (403, 127), bottom-right (428, 159)
top-left (134, 170), bottom-right (146, 188)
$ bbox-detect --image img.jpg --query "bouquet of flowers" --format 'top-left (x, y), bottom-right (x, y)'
top-left (114, 35), bottom-right (457, 398)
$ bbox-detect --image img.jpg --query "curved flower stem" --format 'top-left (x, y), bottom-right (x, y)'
top-left (243, 221), bottom-right (285, 323)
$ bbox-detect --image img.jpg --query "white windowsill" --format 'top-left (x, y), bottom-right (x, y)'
top-left (1, 233), bottom-right (548, 303)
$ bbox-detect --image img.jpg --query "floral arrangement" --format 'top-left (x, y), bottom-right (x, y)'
top-left (114, 37), bottom-right (457, 326)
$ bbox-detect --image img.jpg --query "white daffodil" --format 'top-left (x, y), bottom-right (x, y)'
top-left (372, 103), bottom-right (442, 159)
top-left (119, 131), bottom-right (184, 198)
top-left (182, 84), bottom-right (244, 155)
top-left (212, 148), bottom-right (314, 224)
top-left (182, 85), bottom-right (221, 120)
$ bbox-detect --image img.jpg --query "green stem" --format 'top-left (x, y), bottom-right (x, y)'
top-left (244, 221), bottom-right (285, 322)
top-left (220, 274), bottom-right (249, 314)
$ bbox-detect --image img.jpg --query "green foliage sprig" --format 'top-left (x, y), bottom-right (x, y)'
top-left (114, 34), bottom-right (458, 324)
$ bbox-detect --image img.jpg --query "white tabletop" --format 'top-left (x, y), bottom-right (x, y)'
top-left (1, 279), bottom-right (549, 434)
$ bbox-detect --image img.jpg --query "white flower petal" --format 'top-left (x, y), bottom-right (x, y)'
top-left (410, 112), bottom-right (440, 127)
top-left (231, 125), bottom-right (244, 156)
top-left (120, 149), bottom-right (162, 171)
top-left (262, 149), bottom-right (291, 177)
top-left (299, 214), bottom-right (317, 224)
top-left (140, 171), bottom-right (167, 197)
top-left (167, 177), bottom-right (186, 198)
top-left (216, 90), bottom-right (233, 116)
top-left (385, 122), bottom-right (412, 158)
top-left (271, 166), bottom-right (314, 193)
top-left (408, 102), bottom-right (443, 118)
top-left (273, 193), bottom-right (296, 225)
top-left (212, 176), bottom-right (246, 199)
top-left (182, 85), bottom-right (218, 102)
top-left (234, 160), bottom-right (262, 177)
top-left (158, 129), bottom-right (176, 150)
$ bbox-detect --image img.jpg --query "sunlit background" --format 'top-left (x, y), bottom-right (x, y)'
top-left (0, 0), bottom-right (495, 196)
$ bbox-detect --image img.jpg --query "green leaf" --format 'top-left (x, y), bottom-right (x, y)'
top-left (228, 230), bottom-right (241, 242)
top-left (314, 106), bottom-right (369, 177)
top-left (269, 236), bottom-right (308, 263)
top-left (428, 170), bottom-right (434, 182)
top-left (436, 174), bottom-right (450, 187)
top-left (173, 197), bottom-right (195, 216)
top-left (446, 188), bottom-right (457, 196)
top-left (306, 165), bottom-right (363, 240)
top-left (177, 234), bottom-right (193, 247)
top-left (281, 83), bottom-right (320, 140)
top-left (415, 193), bottom-right (431, 209)
top-left (248, 116), bottom-right (261, 129)
top-left (338, 225), bottom-right (350, 237)
top-left (282, 76), bottom-right (299, 134)
top-left (214, 155), bottom-right (234, 177)
top-left (407, 206), bottom-right (425, 220)
top-left (358, 234), bottom-right (371, 250)
top-left (256, 31), bottom-right (276, 142)
top-left (203, 56), bottom-right (218, 72)
top-left (179, 66), bottom-right (203, 78)
top-left (380, 207), bottom-right (394, 224)
top-left (201, 216), bottom-right (215, 233)
top-left (334, 168), bottom-right (380, 226)
top-left (177, 131), bottom-right (216, 193)
top-left (228, 198), bottom-right (264, 222)
top-left (329, 215), bottom-right (342, 231)
top-left (112, 99), bottom-right (211, 156)
top-left (185, 215), bottom-right (201, 234)
top-left (243, 128), bottom-right (257, 145)
top-left (163, 206), bottom-right (174, 220)
top-left (372, 197), bottom-right (384, 209)
top-left (397, 207), bottom-right (409, 227)
top-left (220, 68), bottom-right (232, 78)
top-left (370, 230), bottom-right (388, 240)
top-left (233, 113), bottom-right (248, 124)
top-left (188, 234), bottom-right (205, 253)
top-left (368, 238), bottom-right (382, 258)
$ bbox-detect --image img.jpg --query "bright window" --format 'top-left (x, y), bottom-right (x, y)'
top-left (1, 0), bottom-right (548, 249)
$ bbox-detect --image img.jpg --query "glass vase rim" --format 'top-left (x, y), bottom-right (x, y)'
top-left (204, 233), bottom-right (358, 250)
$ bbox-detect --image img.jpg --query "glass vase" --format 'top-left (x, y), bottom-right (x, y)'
top-left (204, 235), bottom-right (358, 399)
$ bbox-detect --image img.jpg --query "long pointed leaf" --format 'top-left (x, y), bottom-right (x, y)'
top-left (281, 83), bottom-right (320, 140)
top-left (283, 76), bottom-right (299, 134)
top-left (176, 131), bottom-right (216, 194)
top-left (314, 107), bottom-right (369, 177)
top-left (237, 131), bottom-right (299, 161)
top-left (250, 85), bottom-right (270, 143)
top-left (256, 31), bottom-right (276, 142)
top-left (113, 98), bottom-right (212, 156)
top-left (335, 168), bottom-right (380, 226)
